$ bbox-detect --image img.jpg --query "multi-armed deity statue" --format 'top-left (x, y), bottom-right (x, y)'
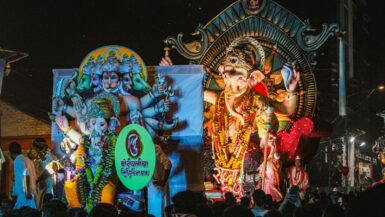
top-left (50, 46), bottom-right (178, 211)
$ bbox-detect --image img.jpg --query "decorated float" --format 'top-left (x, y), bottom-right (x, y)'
top-left (47, 0), bottom-right (339, 215)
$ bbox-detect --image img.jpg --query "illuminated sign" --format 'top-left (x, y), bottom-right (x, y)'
top-left (115, 124), bottom-right (155, 190)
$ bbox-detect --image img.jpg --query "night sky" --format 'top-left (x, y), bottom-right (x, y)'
top-left (1, 0), bottom-right (384, 135)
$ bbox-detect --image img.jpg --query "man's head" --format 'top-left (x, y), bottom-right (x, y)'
top-left (332, 185), bottom-right (338, 193)
top-left (171, 190), bottom-right (196, 214)
top-left (295, 156), bottom-right (302, 167)
top-left (29, 138), bottom-right (48, 161)
top-left (252, 189), bottom-right (266, 208)
top-left (42, 199), bottom-right (67, 217)
top-left (18, 206), bottom-right (41, 217)
top-left (224, 192), bottom-right (236, 207)
top-left (9, 142), bottom-right (22, 160)
top-left (223, 205), bottom-right (254, 217)
top-left (89, 203), bottom-right (117, 217)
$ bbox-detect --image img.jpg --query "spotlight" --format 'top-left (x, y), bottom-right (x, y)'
top-left (378, 85), bottom-right (385, 91)
top-left (360, 142), bottom-right (366, 147)
top-left (4, 63), bottom-right (11, 76)
top-left (350, 137), bottom-right (355, 143)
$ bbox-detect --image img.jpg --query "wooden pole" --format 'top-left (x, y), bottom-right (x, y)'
top-left (261, 107), bottom-right (274, 191)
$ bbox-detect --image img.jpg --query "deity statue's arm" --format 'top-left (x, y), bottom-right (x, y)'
top-left (271, 91), bottom-right (297, 115)
top-left (142, 100), bottom-right (170, 118)
top-left (204, 90), bottom-right (218, 104)
top-left (140, 94), bottom-right (154, 109)
top-left (63, 105), bottom-right (76, 118)
top-left (140, 82), bottom-right (168, 108)
top-left (55, 115), bottom-right (82, 145)
top-left (144, 118), bottom-right (178, 131)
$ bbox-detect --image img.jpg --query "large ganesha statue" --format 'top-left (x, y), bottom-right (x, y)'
top-left (161, 37), bottom-right (327, 198)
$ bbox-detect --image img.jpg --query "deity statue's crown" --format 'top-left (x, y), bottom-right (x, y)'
top-left (93, 55), bottom-right (104, 76)
top-left (222, 37), bottom-right (265, 74)
top-left (119, 54), bottom-right (132, 74)
top-left (102, 51), bottom-right (121, 73)
top-left (223, 49), bottom-right (254, 71)
top-left (86, 92), bottom-right (120, 119)
top-left (82, 56), bottom-right (95, 75)
top-left (131, 56), bottom-right (142, 75)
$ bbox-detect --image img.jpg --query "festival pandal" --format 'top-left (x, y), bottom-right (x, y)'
top-left (3, 0), bottom-right (385, 217)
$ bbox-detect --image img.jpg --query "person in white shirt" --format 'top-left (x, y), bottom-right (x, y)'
top-left (9, 142), bottom-right (37, 209)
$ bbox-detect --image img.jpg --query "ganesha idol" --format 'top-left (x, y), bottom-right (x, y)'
top-left (161, 37), bottom-right (329, 197)
top-left (205, 37), bottom-right (330, 197)
top-left (54, 92), bottom-right (120, 211)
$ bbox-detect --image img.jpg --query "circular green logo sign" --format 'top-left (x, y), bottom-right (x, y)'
top-left (115, 124), bottom-right (156, 190)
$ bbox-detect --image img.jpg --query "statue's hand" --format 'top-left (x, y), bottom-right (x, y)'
top-left (288, 66), bottom-right (300, 92)
top-left (55, 115), bottom-right (69, 132)
top-left (46, 161), bottom-right (58, 174)
top-left (268, 133), bottom-right (277, 147)
top-left (109, 117), bottom-right (121, 131)
top-left (52, 98), bottom-right (64, 116)
top-left (65, 80), bottom-right (77, 96)
top-left (159, 57), bottom-right (173, 66)
top-left (151, 84), bottom-right (165, 98)
top-left (156, 99), bottom-right (170, 113)
top-left (71, 94), bottom-right (85, 114)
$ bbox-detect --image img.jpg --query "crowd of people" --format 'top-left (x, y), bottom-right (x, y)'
top-left (161, 184), bottom-right (385, 217)
top-left (1, 183), bottom-right (385, 217)
top-left (2, 138), bottom-right (385, 217)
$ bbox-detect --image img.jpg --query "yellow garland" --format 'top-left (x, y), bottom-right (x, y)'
top-left (213, 90), bottom-right (258, 170)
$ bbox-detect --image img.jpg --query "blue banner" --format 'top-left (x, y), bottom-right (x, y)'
top-left (147, 65), bottom-right (205, 217)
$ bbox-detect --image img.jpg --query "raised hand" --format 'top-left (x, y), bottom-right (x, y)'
top-left (55, 115), bottom-right (69, 132)
top-left (151, 84), bottom-right (165, 98)
top-left (159, 57), bottom-right (173, 66)
top-left (155, 99), bottom-right (171, 113)
top-left (108, 117), bottom-right (121, 131)
top-left (288, 65), bottom-right (300, 92)
top-left (71, 94), bottom-right (86, 115)
top-left (52, 98), bottom-right (64, 116)
top-left (268, 133), bottom-right (277, 147)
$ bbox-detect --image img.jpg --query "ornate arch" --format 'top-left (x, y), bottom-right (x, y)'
top-left (165, 0), bottom-right (340, 120)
